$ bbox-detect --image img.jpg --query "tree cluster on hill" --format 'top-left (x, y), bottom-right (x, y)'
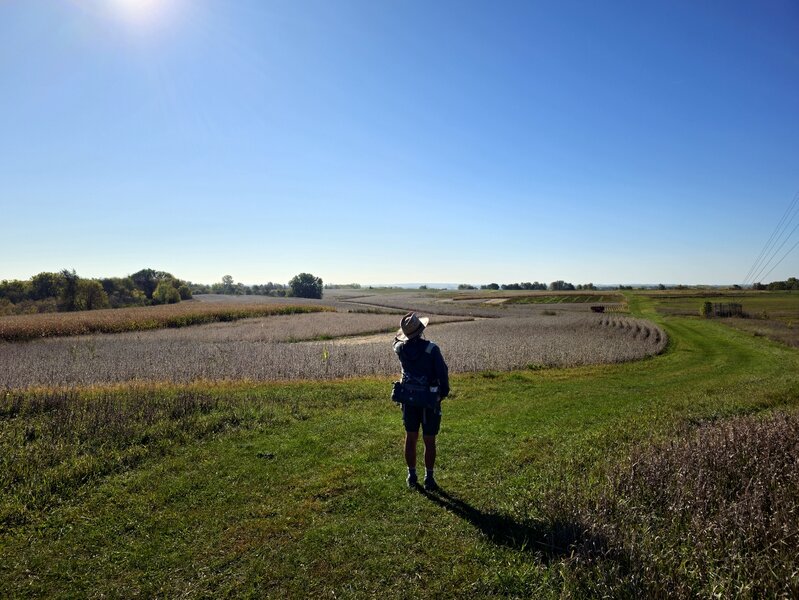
top-left (190, 277), bottom-right (290, 297)
top-left (189, 276), bottom-right (291, 297)
top-left (324, 283), bottom-right (361, 289)
top-left (192, 272), bottom-right (324, 299)
top-left (0, 268), bottom-right (191, 316)
top-left (475, 281), bottom-right (597, 291)
top-left (751, 277), bottom-right (798, 291)
top-left (479, 282), bottom-right (547, 290)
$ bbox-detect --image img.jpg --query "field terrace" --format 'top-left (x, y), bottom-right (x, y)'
top-left (0, 292), bottom-right (666, 389)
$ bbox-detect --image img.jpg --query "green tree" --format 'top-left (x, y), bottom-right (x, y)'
top-left (130, 269), bottom-right (175, 300)
top-left (75, 280), bottom-right (110, 311)
top-left (100, 277), bottom-right (147, 307)
top-left (221, 275), bottom-right (235, 294)
top-left (152, 280), bottom-right (181, 304)
top-left (59, 269), bottom-right (80, 311)
top-left (178, 285), bottom-right (192, 300)
top-left (0, 279), bottom-right (29, 304)
top-left (30, 272), bottom-right (64, 300)
top-left (289, 272), bottom-right (323, 299)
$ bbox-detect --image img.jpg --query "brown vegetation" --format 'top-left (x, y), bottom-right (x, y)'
top-left (548, 411), bottom-right (799, 597)
top-left (0, 302), bottom-right (332, 342)
top-left (0, 313), bottom-right (666, 389)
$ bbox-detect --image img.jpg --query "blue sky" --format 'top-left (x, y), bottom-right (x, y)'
top-left (1, 0), bottom-right (798, 285)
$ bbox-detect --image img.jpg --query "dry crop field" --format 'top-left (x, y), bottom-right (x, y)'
top-left (0, 301), bottom-right (331, 342)
top-left (0, 293), bottom-right (666, 389)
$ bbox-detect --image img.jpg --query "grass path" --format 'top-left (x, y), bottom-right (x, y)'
top-left (2, 305), bottom-right (798, 597)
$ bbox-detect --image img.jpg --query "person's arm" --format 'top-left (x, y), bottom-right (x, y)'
top-left (432, 346), bottom-right (449, 399)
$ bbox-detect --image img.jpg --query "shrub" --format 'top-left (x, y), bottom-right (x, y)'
top-left (574, 412), bottom-right (799, 597)
top-left (75, 280), bottom-right (110, 311)
top-left (700, 301), bottom-right (713, 318)
top-left (152, 281), bottom-right (181, 305)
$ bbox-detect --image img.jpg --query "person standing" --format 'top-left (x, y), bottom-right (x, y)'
top-left (393, 312), bottom-right (450, 490)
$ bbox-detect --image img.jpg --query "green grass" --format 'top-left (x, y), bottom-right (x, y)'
top-left (1, 295), bottom-right (798, 597)
top-left (647, 290), bottom-right (799, 321)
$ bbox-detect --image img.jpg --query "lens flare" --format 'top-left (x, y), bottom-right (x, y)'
top-left (110, 0), bottom-right (174, 28)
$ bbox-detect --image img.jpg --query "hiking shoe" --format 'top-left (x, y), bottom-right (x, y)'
top-left (423, 475), bottom-right (438, 491)
top-left (406, 472), bottom-right (418, 489)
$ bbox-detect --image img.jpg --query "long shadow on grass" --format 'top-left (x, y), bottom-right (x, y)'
top-left (419, 487), bottom-right (604, 562)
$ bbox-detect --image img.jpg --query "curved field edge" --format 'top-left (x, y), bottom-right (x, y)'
top-left (2, 302), bottom-right (798, 597)
top-left (0, 303), bottom-right (335, 341)
top-left (0, 314), bottom-right (667, 389)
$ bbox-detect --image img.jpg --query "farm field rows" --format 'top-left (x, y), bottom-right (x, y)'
top-left (0, 307), bottom-right (665, 388)
top-left (0, 302), bottom-right (331, 342)
top-left (505, 294), bottom-right (619, 304)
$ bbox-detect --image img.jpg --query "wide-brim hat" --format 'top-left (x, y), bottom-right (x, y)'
top-left (397, 312), bottom-right (429, 341)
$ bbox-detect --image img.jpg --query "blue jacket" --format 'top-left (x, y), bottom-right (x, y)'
top-left (393, 337), bottom-right (450, 399)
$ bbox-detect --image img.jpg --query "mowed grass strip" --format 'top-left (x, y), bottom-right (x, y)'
top-left (1, 306), bottom-right (798, 597)
top-left (0, 303), bottom-right (333, 341)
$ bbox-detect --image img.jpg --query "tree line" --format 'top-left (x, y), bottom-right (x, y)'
top-left (0, 269), bottom-right (191, 315)
top-left (193, 273), bottom-right (324, 299)
top-left (750, 277), bottom-right (798, 291)
top-left (0, 269), bottom-right (328, 316)
top-left (1, 270), bottom-right (327, 315)
top-left (457, 281), bottom-right (597, 291)
top-left (189, 275), bottom-right (291, 297)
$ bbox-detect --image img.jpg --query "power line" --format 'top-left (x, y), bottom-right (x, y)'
top-left (743, 190), bottom-right (799, 286)
top-left (742, 190), bottom-right (798, 284)
top-left (758, 237), bottom-right (799, 284)
top-left (752, 223), bottom-right (799, 281)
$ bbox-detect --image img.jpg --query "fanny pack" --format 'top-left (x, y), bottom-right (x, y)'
top-left (391, 382), bottom-right (440, 409)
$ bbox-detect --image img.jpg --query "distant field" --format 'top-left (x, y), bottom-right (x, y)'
top-left (0, 313), bottom-right (665, 388)
top-left (647, 290), bottom-right (798, 321)
top-left (0, 302), bottom-right (332, 342)
top-left (505, 294), bottom-right (623, 305)
top-left (645, 291), bottom-right (799, 348)
top-left (318, 289), bottom-right (628, 318)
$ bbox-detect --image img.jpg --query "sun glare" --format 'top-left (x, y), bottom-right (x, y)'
top-left (109, 0), bottom-right (177, 30)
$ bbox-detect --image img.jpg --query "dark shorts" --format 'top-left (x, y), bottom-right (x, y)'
top-left (402, 403), bottom-right (442, 436)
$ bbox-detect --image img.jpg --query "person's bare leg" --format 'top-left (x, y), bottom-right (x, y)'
top-left (405, 432), bottom-right (418, 468)
top-left (423, 435), bottom-right (436, 470)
